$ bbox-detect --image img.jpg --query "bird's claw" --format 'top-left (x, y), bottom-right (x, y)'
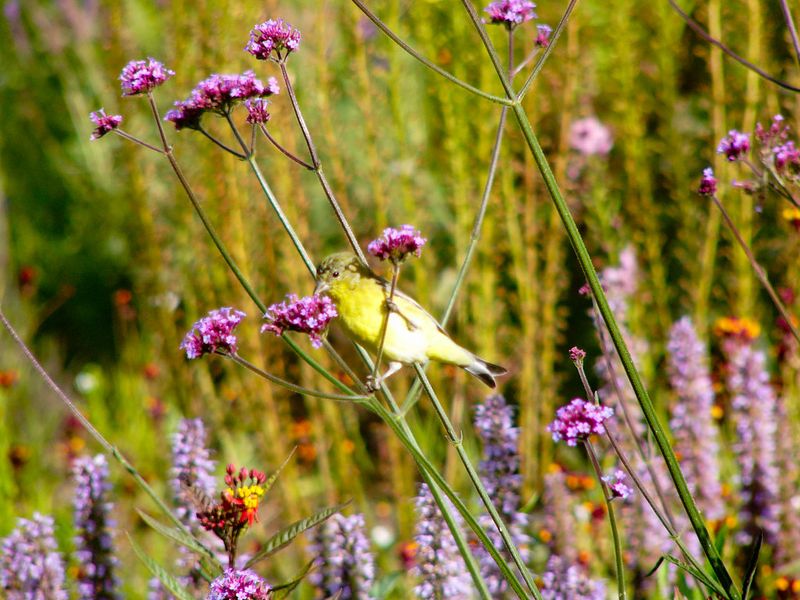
top-left (365, 375), bottom-right (381, 393)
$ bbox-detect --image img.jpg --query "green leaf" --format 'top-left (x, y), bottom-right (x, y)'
top-left (714, 522), bottom-right (729, 556)
top-left (271, 559), bottom-right (315, 599)
top-left (741, 530), bottom-right (763, 599)
top-left (128, 533), bottom-right (195, 600)
top-left (369, 571), bottom-right (404, 599)
top-left (137, 509), bottom-right (222, 574)
top-left (245, 502), bottom-right (349, 569)
top-left (661, 554), bottom-right (728, 598)
top-left (263, 448), bottom-right (296, 495)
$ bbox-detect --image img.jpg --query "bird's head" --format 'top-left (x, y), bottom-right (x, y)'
top-left (314, 252), bottom-right (369, 298)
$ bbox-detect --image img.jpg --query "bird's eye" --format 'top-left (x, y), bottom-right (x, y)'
top-left (332, 270), bottom-right (340, 278)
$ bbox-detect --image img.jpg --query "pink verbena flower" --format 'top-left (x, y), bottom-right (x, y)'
top-left (261, 294), bottom-right (337, 348)
top-left (165, 71), bottom-right (279, 130)
top-left (180, 307), bottom-right (246, 359)
top-left (568, 346), bottom-right (586, 364)
top-left (246, 19), bottom-right (302, 62)
top-left (89, 109), bottom-right (122, 140)
top-left (602, 470), bottom-right (633, 500)
top-left (569, 117), bottom-right (613, 156)
top-left (698, 167), bottom-right (717, 196)
top-left (755, 114), bottom-right (789, 146)
top-left (208, 569), bottom-right (271, 600)
top-left (717, 130), bottom-right (750, 161)
top-left (535, 24), bottom-right (553, 47)
top-left (367, 225), bottom-right (427, 263)
top-left (119, 58), bottom-right (174, 96)
top-left (547, 398), bottom-right (613, 446)
top-left (245, 99), bottom-right (271, 125)
top-left (774, 141), bottom-right (800, 172)
top-left (484, 0), bottom-right (537, 27)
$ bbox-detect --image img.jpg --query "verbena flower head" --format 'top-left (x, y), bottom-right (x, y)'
top-left (755, 114), bottom-right (789, 146)
top-left (180, 307), bottom-right (246, 359)
top-left (208, 568), bottom-right (271, 600)
top-left (773, 141), bottom-right (800, 172)
top-left (484, 0), bottom-right (537, 27)
top-left (245, 99), bottom-right (271, 125)
top-left (261, 294), bottom-right (337, 348)
top-left (698, 167), bottom-right (717, 196)
top-left (602, 470), bottom-right (633, 500)
top-left (172, 418), bottom-right (217, 525)
top-left (89, 109), bottom-right (122, 140)
top-left (548, 398), bottom-right (613, 446)
top-left (717, 130), bottom-right (750, 161)
top-left (569, 117), bottom-right (613, 156)
top-left (541, 555), bottom-right (607, 600)
top-left (0, 513), bottom-right (67, 599)
top-left (197, 464), bottom-right (267, 541)
top-left (411, 484), bottom-right (471, 599)
top-left (246, 18), bottom-right (302, 62)
top-left (536, 24), bottom-right (553, 47)
top-left (72, 454), bottom-right (121, 600)
top-left (367, 225), bottom-right (427, 263)
top-left (568, 346), bottom-right (586, 365)
top-left (308, 513), bottom-right (375, 599)
top-left (119, 58), bottom-right (174, 96)
top-left (165, 72), bottom-right (279, 130)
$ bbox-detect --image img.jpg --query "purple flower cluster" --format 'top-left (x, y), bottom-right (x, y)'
top-left (0, 513), bottom-right (67, 599)
top-left (165, 71), bottom-right (279, 130)
top-left (245, 99), bottom-right (271, 125)
top-left (411, 484), bottom-right (471, 599)
top-left (723, 338), bottom-right (780, 546)
top-left (119, 58), bottom-right (174, 96)
top-left (89, 109), bottom-right (122, 140)
top-left (246, 19), bottom-right (302, 62)
top-left (180, 307), bottom-right (246, 359)
top-left (367, 225), bottom-right (427, 263)
top-left (717, 130), bottom-right (750, 161)
top-left (602, 470), bottom-right (633, 500)
top-left (667, 317), bottom-right (725, 522)
top-left (208, 568), bottom-right (271, 600)
top-left (568, 346), bottom-right (586, 364)
top-left (308, 513), bottom-right (375, 600)
top-left (535, 24), bottom-right (553, 47)
top-left (171, 418), bottom-right (217, 524)
top-left (775, 396), bottom-right (800, 567)
top-left (484, 0), bottom-right (537, 27)
top-left (569, 117), bottom-right (613, 156)
top-left (548, 399), bottom-right (613, 446)
top-left (261, 294), bottom-right (337, 348)
top-left (540, 555), bottom-right (607, 600)
top-left (72, 454), bottom-right (120, 599)
top-left (542, 468), bottom-right (577, 561)
top-left (698, 167), bottom-right (717, 196)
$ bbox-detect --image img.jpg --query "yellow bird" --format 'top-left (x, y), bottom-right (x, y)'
top-left (313, 252), bottom-right (507, 388)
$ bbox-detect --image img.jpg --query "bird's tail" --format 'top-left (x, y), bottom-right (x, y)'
top-left (463, 355), bottom-right (508, 388)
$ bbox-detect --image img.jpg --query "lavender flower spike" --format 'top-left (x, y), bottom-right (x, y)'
top-left (308, 513), bottom-right (375, 599)
top-left (484, 0), bottom-right (537, 27)
top-left (367, 225), bottom-right (427, 263)
top-left (119, 58), bottom-right (174, 96)
top-left (412, 484), bottom-right (471, 599)
top-left (89, 109), bottom-right (122, 140)
top-left (72, 454), bottom-right (121, 599)
top-left (171, 418), bottom-right (217, 525)
top-left (667, 317), bottom-right (725, 521)
top-left (540, 555), bottom-right (607, 600)
top-left (548, 398), bottom-right (613, 446)
top-left (261, 294), bottom-right (337, 348)
top-left (208, 568), bottom-right (271, 600)
top-left (180, 307), bottom-right (246, 359)
top-left (0, 513), bottom-right (68, 599)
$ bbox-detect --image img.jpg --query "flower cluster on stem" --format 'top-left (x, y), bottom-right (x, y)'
top-left (208, 568), bottom-right (272, 600)
top-left (548, 398), bottom-right (613, 446)
top-left (0, 513), bottom-right (67, 599)
top-left (89, 110), bottom-right (122, 140)
top-left (180, 307), bottom-right (246, 359)
top-left (246, 19), bottom-right (302, 62)
top-left (367, 225), bottom-right (427, 264)
top-left (119, 58), bottom-right (174, 96)
top-left (483, 0), bottom-right (537, 28)
top-left (261, 294), bottom-right (337, 348)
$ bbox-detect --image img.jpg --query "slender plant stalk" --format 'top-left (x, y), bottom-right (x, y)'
top-left (258, 124), bottom-right (314, 170)
top-left (414, 364), bottom-right (542, 600)
top-left (780, 0), bottom-right (800, 69)
top-left (454, 5), bottom-right (741, 597)
top-left (197, 126), bottom-right (247, 159)
top-left (711, 193), bottom-right (800, 344)
top-left (584, 441), bottom-right (626, 599)
top-left (0, 309), bottom-right (217, 560)
top-left (112, 129), bottom-right (165, 154)
top-left (371, 263), bottom-right (400, 381)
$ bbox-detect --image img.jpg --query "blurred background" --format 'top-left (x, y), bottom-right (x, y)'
top-left (1, 0), bottom-right (799, 596)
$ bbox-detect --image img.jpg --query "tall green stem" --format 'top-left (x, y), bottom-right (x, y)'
top-left (371, 263), bottom-right (400, 381)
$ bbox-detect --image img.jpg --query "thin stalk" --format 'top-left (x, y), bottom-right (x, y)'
top-left (350, 0), bottom-right (513, 106)
top-left (228, 353), bottom-right (371, 401)
top-left (711, 193), bottom-right (800, 344)
top-left (780, 0), bottom-right (800, 70)
top-left (414, 364), bottom-right (542, 600)
top-left (112, 129), bottom-right (165, 154)
top-left (197, 126), bottom-right (247, 159)
top-left (372, 263), bottom-right (400, 381)
top-left (279, 62), bottom-right (368, 266)
top-left (258, 124), bottom-right (315, 170)
top-left (584, 440), bottom-right (627, 599)
top-left (0, 309), bottom-right (216, 560)
top-left (455, 7), bottom-right (740, 595)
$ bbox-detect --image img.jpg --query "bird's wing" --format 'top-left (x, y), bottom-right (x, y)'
top-left (376, 276), bottom-right (448, 335)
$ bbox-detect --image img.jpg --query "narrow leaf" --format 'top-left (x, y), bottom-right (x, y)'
top-left (272, 559), bottom-right (315, 599)
top-left (137, 509), bottom-right (221, 571)
top-left (741, 530), bottom-right (763, 599)
top-left (659, 554), bottom-right (727, 598)
top-left (245, 502), bottom-right (349, 569)
top-left (263, 447), bottom-right (296, 495)
top-left (714, 522), bottom-right (729, 556)
top-left (128, 533), bottom-right (195, 600)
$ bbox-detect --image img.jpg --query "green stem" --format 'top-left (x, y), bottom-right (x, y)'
top-left (372, 263), bottom-right (400, 381)
top-left (414, 364), bottom-right (542, 599)
top-left (258, 124), bottom-right (315, 170)
top-left (112, 129), bottom-right (166, 154)
top-left (197, 125), bottom-right (247, 159)
top-left (584, 441), bottom-right (626, 600)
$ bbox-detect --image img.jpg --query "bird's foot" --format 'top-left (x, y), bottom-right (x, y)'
top-left (365, 375), bottom-right (382, 393)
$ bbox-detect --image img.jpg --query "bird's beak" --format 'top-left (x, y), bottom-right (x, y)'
top-left (313, 280), bottom-right (329, 296)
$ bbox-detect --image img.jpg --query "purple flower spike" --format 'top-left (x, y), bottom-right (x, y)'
top-left (119, 58), bottom-right (174, 96)
top-left (536, 24), bottom-right (553, 47)
top-left (548, 398), bottom-right (613, 446)
top-left (541, 555), bottom-right (607, 600)
top-left (180, 307), bottom-right (246, 359)
top-left (72, 454), bottom-right (121, 600)
top-left (602, 470), bottom-right (633, 500)
top-left (245, 99), bottom-right (271, 125)
top-left (246, 18), bottom-right (302, 62)
top-left (698, 167), bottom-right (717, 196)
top-left (308, 513), bottom-right (375, 599)
top-left (0, 513), bottom-right (68, 599)
top-left (208, 568), bottom-right (271, 600)
top-left (484, 0), bottom-right (537, 27)
top-left (367, 225), bottom-right (427, 263)
top-left (89, 109), bottom-right (122, 140)
top-left (261, 294), bottom-right (337, 348)
top-left (717, 130), bottom-right (750, 161)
